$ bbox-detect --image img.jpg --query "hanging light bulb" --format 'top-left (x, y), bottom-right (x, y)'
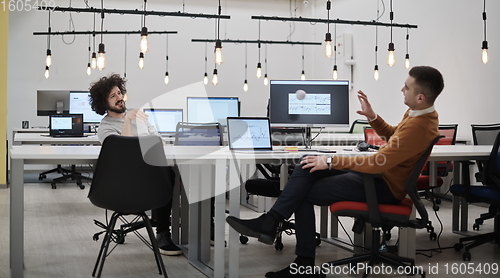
top-left (45, 49), bottom-right (52, 67)
top-left (404, 54), bottom-right (410, 69)
top-left (263, 73), bottom-right (269, 86)
top-left (373, 65), bottom-right (379, 81)
top-left (212, 68), bottom-right (219, 85)
top-left (243, 79), bottom-right (249, 92)
top-left (300, 70), bottom-right (306, 81)
top-left (91, 52), bottom-right (97, 69)
top-left (332, 65), bottom-right (338, 80)
top-left (203, 72), bottom-right (208, 85)
top-left (140, 27), bottom-right (149, 53)
top-left (97, 43), bottom-right (106, 70)
top-left (482, 41), bottom-right (488, 64)
top-left (324, 33), bottom-right (333, 58)
top-left (138, 52), bottom-right (145, 69)
top-left (164, 72), bottom-right (170, 84)
top-left (214, 40), bottom-right (223, 65)
top-left (256, 62), bottom-right (262, 79)
top-left (44, 66), bottom-right (50, 79)
top-left (387, 42), bottom-right (396, 67)
top-left (86, 63), bottom-right (92, 76)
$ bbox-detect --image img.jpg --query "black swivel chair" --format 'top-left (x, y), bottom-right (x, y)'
top-left (39, 164), bottom-right (92, 189)
top-left (88, 135), bottom-right (172, 278)
top-left (348, 119), bottom-right (370, 134)
top-left (451, 131), bottom-right (500, 261)
top-left (470, 123), bottom-right (500, 230)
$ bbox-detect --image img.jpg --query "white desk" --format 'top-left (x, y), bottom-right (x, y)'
top-left (13, 133), bottom-right (100, 145)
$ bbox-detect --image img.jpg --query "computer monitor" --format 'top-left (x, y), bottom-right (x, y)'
top-left (69, 91), bottom-right (104, 123)
top-left (269, 80), bottom-right (350, 128)
top-left (143, 108), bottom-right (183, 134)
top-left (187, 97), bottom-right (239, 126)
top-left (37, 90), bottom-right (70, 116)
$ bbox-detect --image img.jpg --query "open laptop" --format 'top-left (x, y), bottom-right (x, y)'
top-left (49, 114), bottom-right (86, 137)
top-left (227, 117), bottom-right (285, 153)
top-left (143, 108), bottom-right (183, 136)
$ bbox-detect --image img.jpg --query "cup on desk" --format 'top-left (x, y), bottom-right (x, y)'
top-left (22, 121), bottom-right (29, 129)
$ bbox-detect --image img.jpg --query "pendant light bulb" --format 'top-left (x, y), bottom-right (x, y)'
top-left (482, 41), bottom-right (489, 64)
top-left (324, 33), bottom-right (333, 58)
top-left (212, 69), bottom-right (219, 85)
top-left (46, 49), bottom-right (52, 67)
top-left (86, 63), bottom-right (92, 76)
top-left (91, 52), bottom-right (97, 69)
top-left (214, 40), bottom-right (224, 65)
top-left (256, 62), bottom-right (262, 79)
top-left (263, 74), bottom-right (269, 86)
top-left (386, 42), bottom-right (396, 67)
top-left (332, 65), bottom-right (338, 80)
top-left (138, 52), bottom-right (145, 69)
top-left (164, 72), bottom-right (170, 84)
top-left (300, 70), bottom-right (306, 81)
top-left (373, 65), bottom-right (379, 81)
top-left (243, 80), bottom-right (249, 92)
top-left (203, 72), bottom-right (208, 85)
top-left (404, 54), bottom-right (410, 69)
top-left (44, 66), bottom-right (50, 79)
top-left (97, 43), bottom-right (106, 70)
top-left (140, 27), bottom-right (149, 53)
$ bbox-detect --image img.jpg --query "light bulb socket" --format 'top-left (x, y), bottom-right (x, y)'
top-left (405, 53), bottom-right (410, 59)
top-left (98, 43), bottom-right (106, 54)
top-left (374, 65), bottom-right (379, 70)
top-left (91, 52), bottom-right (97, 59)
top-left (388, 42), bottom-right (395, 51)
top-left (87, 62), bottom-right (91, 67)
top-left (301, 70), bottom-right (305, 74)
top-left (213, 68), bottom-right (218, 75)
top-left (45, 66), bottom-right (49, 70)
top-left (141, 26), bottom-right (148, 36)
top-left (333, 65), bottom-right (338, 71)
top-left (326, 0), bottom-right (331, 10)
top-left (244, 79), bottom-right (248, 83)
top-left (165, 71), bottom-right (169, 76)
top-left (46, 49), bottom-right (52, 56)
top-left (257, 62), bottom-right (262, 68)
top-left (215, 40), bottom-right (222, 49)
top-left (264, 73), bottom-right (268, 78)
top-left (325, 32), bottom-right (332, 42)
top-left (482, 40), bottom-right (488, 50)
top-left (204, 72), bottom-right (208, 77)
top-left (139, 52), bottom-right (145, 58)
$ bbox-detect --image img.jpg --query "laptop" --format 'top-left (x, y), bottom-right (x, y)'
top-left (49, 114), bottom-right (86, 137)
top-left (227, 117), bottom-right (285, 153)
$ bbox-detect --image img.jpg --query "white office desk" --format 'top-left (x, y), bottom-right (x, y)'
top-left (13, 133), bottom-right (100, 145)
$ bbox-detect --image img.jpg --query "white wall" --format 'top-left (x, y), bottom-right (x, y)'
top-left (8, 0), bottom-right (500, 142)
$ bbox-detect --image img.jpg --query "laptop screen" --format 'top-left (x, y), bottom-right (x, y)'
top-left (227, 117), bottom-right (273, 151)
top-left (143, 108), bottom-right (183, 134)
top-left (49, 114), bottom-right (84, 137)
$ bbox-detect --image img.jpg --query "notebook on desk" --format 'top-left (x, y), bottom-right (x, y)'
top-left (49, 114), bottom-right (86, 137)
top-left (227, 117), bottom-right (285, 153)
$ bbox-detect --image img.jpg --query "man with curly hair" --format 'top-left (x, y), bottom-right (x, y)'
top-left (89, 73), bottom-right (182, 256)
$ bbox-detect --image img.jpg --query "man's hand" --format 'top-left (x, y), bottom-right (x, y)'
top-left (356, 90), bottom-right (377, 121)
top-left (125, 109), bottom-right (149, 122)
top-left (301, 155), bottom-right (329, 173)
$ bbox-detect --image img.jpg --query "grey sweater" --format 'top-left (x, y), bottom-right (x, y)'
top-left (97, 114), bottom-right (158, 144)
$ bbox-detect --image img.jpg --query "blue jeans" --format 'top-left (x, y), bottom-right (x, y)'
top-left (271, 163), bottom-right (401, 257)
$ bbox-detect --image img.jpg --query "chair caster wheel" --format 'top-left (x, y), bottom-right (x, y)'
top-left (39, 174), bottom-right (46, 180)
top-left (78, 184), bottom-right (85, 190)
top-left (117, 235), bottom-right (125, 244)
top-left (463, 251), bottom-right (471, 261)
top-left (385, 232), bottom-right (392, 241)
top-left (473, 223), bottom-right (480, 231)
top-left (475, 219), bottom-right (484, 225)
top-left (429, 232), bottom-right (437, 240)
top-left (433, 205), bottom-right (440, 211)
top-left (454, 243), bottom-right (463, 251)
top-left (51, 183), bottom-right (57, 189)
top-left (275, 242), bottom-right (284, 251)
top-left (435, 198), bottom-right (441, 205)
top-left (239, 235), bottom-right (248, 244)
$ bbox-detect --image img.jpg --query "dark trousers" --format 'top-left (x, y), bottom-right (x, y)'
top-left (152, 166), bottom-right (176, 234)
top-left (271, 163), bottom-right (401, 258)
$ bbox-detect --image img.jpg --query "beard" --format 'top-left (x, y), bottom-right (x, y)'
top-left (108, 100), bottom-right (127, 114)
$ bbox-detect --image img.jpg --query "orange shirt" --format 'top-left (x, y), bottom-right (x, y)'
top-left (331, 110), bottom-right (439, 200)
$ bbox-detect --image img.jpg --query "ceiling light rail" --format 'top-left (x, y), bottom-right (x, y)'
top-left (36, 6), bottom-right (231, 19)
top-left (33, 30), bottom-right (178, 36)
top-left (250, 15), bottom-right (417, 29)
top-left (192, 39), bottom-right (321, 46)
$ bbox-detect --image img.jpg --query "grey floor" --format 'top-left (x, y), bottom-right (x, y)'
top-left (0, 171), bottom-right (499, 278)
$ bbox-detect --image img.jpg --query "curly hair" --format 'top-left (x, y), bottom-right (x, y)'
top-left (88, 73), bottom-right (127, 115)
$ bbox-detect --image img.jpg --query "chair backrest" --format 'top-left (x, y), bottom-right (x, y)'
top-left (483, 131), bottom-right (500, 188)
top-left (406, 135), bottom-right (443, 229)
top-left (471, 123), bottom-right (500, 174)
top-left (363, 127), bottom-right (387, 146)
top-left (174, 122), bottom-right (223, 146)
top-left (349, 119), bottom-right (370, 134)
top-left (88, 135), bottom-right (173, 214)
top-left (436, 124), bottom-right (458, 145)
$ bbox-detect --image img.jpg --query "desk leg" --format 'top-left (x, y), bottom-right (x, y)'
top-left (398, 209), bottom-right (416, 259)
top-left (187, 165), bottom-right (201, 264)
top-left (11, 158), bottom-right (24, 278)
top-left (214, 159), bottom-right (228, 278)
top-left (228, 158), bottom-right (242, 278)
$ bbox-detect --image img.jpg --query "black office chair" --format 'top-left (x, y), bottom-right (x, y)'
top-left (325, 136), bottom-right (441, 278)
top-left (470, 123), bottom-right (500, 230)
top-left (88, 135), bottom-right (172, 278)
top-left (451, 131), bottom-right (500, 261)
top-left (38, 164), bottom-right (92, 189)
top-left (348, 119), bottom-right (370, 134)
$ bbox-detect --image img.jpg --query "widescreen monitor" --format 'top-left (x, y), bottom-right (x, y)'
top-left (187, 97), bottom-right (239, 126)
top-left (143, 108), bottom-right (183, 134)
top-left (69, 91), bottom-right (105, 123)
top-left (269, 80), bottom-right (350, 128)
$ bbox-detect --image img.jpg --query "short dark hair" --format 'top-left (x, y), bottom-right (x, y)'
top-left (88, 73), bottom-right (127, 115)
top-left (409, 66), bottom-right (444, 104)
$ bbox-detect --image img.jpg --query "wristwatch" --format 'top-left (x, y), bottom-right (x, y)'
top-left (326, 156), bottom-right (333, 170)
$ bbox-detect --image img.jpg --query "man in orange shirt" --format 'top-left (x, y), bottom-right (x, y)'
top-left (227, 66), bottom-right (444, 278)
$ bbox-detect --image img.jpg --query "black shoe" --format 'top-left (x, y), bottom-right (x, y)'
top-left (225, 213), bottom-right (279, 245)
top-left (265, 265), bottom-right (325, 278)
top-left (156, 231), bottom-right (182, 256)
